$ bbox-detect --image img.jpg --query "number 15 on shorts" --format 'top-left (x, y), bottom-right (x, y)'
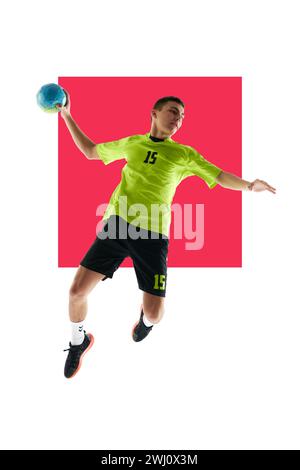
top-left (153, 274), bottom-right (166, 290)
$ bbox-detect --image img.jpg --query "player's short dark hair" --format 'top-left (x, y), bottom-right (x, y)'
top-left (153, 96), bottom-right (185, 111)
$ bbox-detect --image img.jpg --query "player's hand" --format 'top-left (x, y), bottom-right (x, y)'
top-left (56, 88), bottom-right (71, 118)
top-left (250, 179), bottom-right (276, 194)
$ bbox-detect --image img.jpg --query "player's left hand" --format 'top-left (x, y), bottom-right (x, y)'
top-left (56, 88), bottom-right (71, 118)
top-left (250, 179), bottom-right (276, 194)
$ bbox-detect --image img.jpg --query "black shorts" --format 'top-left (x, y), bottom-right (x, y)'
top-left (80, 216), bottom-right (169, 297)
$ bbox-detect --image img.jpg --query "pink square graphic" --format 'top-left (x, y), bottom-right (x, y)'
top-left (58, 77), bottom-right (242, 268)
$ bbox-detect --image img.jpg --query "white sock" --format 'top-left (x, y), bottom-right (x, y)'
top-left (142, 312), bottom-right (154, 327)
top-left (71, 321), bottom-right (85, 345)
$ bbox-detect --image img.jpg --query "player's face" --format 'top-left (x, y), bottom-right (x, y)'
top-left (152, 101), bottom-right (185, 136)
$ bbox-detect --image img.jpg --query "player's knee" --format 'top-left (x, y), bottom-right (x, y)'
top-left (69, 283), bottom-right (89, 300)
top-left (143, 303), bottom-right (165, 324)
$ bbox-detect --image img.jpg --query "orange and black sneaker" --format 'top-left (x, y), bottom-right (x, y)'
top-left (64, 332), bottom-right (94, 378)
top-left (132, 309), bottom-right (153, 342)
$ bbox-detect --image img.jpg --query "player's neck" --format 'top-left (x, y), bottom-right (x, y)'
top-left (149, 126), bottom-right (171, 140)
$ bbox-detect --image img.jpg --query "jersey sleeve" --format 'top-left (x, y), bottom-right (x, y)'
top-left (96, 135), bottom-right (131, 165)
top-left (182, 147), bottom-right (223, 189)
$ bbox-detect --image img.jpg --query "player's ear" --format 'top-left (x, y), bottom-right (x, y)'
top-left (151, 109), bottom-right (157, 120)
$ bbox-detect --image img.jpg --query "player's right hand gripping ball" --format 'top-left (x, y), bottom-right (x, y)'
top-left (36, 83), bottom-right (67, 113)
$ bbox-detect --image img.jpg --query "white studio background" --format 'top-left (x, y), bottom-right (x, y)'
top-left (0, 0), bottom-right (299, 450)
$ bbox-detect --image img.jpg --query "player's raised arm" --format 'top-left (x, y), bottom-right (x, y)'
top-left (58, 89), bottom-right (98, 160)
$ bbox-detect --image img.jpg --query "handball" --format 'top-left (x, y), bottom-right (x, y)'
top-left (36, 83), bottom-right (67, 113)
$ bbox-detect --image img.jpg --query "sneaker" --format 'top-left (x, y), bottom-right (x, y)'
top-left (132, 309), bottom-right (153, 342)
top-left (64, 331), bottom-right (94, 378)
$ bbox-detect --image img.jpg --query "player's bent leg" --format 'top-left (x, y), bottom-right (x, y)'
top-left (69, 265), bottom-right (106, 323)
top-left (142, 291), bottom-right (165, 324)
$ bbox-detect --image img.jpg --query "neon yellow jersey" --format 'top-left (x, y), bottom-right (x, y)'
top-left (96, 133), bottom-right (222, 236)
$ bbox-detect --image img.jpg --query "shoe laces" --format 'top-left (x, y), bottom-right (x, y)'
top-left (63, 331), bottom-right (87, 353)
top-left (63, 343), bottom-right (83, 365)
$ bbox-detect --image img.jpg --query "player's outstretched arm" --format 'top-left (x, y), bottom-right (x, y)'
top-left (216, 171), bottom-right (276, 194)
top-left (57, 89), bottom-right (98, 160)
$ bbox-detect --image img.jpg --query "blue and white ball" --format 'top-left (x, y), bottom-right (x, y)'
top-left (36, 83), bottom-right (67, 113)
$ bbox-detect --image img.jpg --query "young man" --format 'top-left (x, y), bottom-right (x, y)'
top-left (59, 92), bottom-right (276, 379)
